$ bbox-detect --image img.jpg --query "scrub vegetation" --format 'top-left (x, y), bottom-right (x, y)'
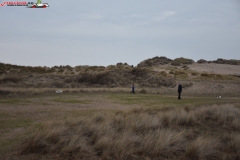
top-left (1, 93), bottom-right (240, 159)
top-left (20, 103), bottom-right (240, 160)
top-left (1, 56), bottom-right (240, 159)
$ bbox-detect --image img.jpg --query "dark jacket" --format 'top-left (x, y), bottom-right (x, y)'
top-left (178, 84), bottom-right (182, 92)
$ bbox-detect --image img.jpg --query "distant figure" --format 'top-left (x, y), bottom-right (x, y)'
top-left (178, 84), bottom-right (182, 99)
top-left (131, 65), bottom-right (134, 68)
top-left (131, 84), bottom-right (135, 94)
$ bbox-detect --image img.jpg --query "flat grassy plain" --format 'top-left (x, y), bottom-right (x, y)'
top-left (0, 93), bottom-right (240, 159)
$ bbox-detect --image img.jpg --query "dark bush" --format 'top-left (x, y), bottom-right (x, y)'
top-left (213, 58), bottom-right (240, 65)
top-left (52, 82), bottom-right (64, 88)
top-left (197, 59), bottom-right (207, 63)
top-left (172, 57), bottom-right (194, 65)
top-left (171, 61), bottom-right (181, 66)
top-left (0, 90), bottom-right (11, 95)
top-left (137, 56), bottom-right (172, 67)
top-left (201, 73), bottom-right (209, 77)
top-left (64, 77), bottom-right (77, 83)
top-left (0, 76), bottom-right (22, 83)
top-left (131, 68), bottom-right (148, 78)
top-left (77, 72), bottom-right (122, 85)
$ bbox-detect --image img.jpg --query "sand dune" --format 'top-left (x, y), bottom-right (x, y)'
top-left (188, 63), bottom-right (240, 75)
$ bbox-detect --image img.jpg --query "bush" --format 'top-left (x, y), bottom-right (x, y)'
top-left (175, 71), bottom-right (186, 75)
top-left (201, 73), bottom-right (209, 77)
top-left (0, 90), bottom-right (11, 95)
top-left (197, 59), bottom-right (207, 63)
top-left (137, 56), bottom-right (172, 67)
top-left (132, 68), bottom-right (149, 78)
top-left (140, 88), bottom-right (147, 94)
top-left (0, 76), bottom-right (22, 83)
top-left (171, 61), bottom-right (181, 66)
top-left (172, 57), bottom-right (194, 65)
top-left (182, 82), bottom-right (193, 88)
top-left (191, 72), bottom-right (198, 76)
top-left (213, 58), bottom-right (240, 65)
top-left (160, 71), bottom-right (167, 77)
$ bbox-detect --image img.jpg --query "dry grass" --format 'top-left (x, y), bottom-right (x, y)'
top-left (185, 136), bottom-right (221, 160)
top-left (19, 104), bottom-right (240, 159)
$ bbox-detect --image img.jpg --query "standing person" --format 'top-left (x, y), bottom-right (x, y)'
top-left (178, 83), bottom-right (182, 99)
top-left (131, 84), bottom-right (135, 94)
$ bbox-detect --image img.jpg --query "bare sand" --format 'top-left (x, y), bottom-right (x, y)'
top-left (188, 63), bottom-right (240, 75)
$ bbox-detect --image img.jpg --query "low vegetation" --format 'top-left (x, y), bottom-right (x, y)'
top-left (171, 57), bottom-right (195, 66)
top-left (212, 58), bottom-right (240, 65)
top-left (137, 56), bottom-right (172, 67)
top-left (20, 104), bottom-right (240, 160)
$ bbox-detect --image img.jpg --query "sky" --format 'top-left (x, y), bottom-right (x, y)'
top-left (1, 0), bottom-right (240, 67)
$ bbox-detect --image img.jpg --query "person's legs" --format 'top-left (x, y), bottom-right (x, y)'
top-left (178, 92), bottom-right (180, 99)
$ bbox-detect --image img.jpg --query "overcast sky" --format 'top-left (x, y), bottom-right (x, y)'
top-left (1, 0), bottom-right (240, 67)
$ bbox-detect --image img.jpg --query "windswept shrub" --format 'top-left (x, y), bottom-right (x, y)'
top-left (191, 72), bottom-right (198, 76)
top-left (131, 68), bottom-right (148, 78)
top-left (0, 76), bottom-right (22, 83)
top-left (137, 56), bottom-right (172, 67)
top-left (0, 89), bottom-right (11, 95)
top-left (140, 88), bottom-right (147, 94)
top-left (172, 57), bottom-right (194, 66)
top-left (171, 61), bottom-right (181, 66)
top-left (213, 58), bottom-right (240, 65)
top-left (197, 59), bottom-right (207, 63)
top-left (201, 73), bottom-right (209, 77)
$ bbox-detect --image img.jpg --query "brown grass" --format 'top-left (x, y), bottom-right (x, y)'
top-left (20, 104), bottom-right (240, 159)
top-left (185, 136), bottom-right (221, 160)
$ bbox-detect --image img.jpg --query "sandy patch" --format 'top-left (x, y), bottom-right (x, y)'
top-left (188, 63), bottom-right (240, 75)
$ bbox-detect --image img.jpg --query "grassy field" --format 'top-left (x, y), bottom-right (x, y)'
top-left (0, 93), bottom-right (240, 159)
